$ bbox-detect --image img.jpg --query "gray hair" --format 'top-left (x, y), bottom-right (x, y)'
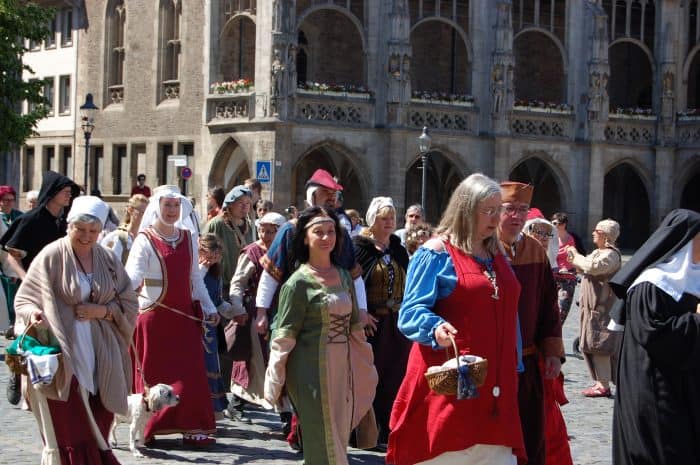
top-left (436, 173), bottom-right (501, 254)
top-left (405, 204), bottom-right (424, 218)
top-left (596, 218), bottom-right (620, 245)
top-left (68, 213), bottom-right (103, 231)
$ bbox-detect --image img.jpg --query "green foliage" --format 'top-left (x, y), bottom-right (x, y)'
top-left (0, 0), bottom-right (56, 153)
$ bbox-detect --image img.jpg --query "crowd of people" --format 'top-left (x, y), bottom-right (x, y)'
top-left (1, 168), bottom-right (699, 465)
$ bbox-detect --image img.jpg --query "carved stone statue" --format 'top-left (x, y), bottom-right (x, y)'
top-left (402, 54), bottom-right (411, 79)
top-left (270, 48), bottom-right (286, 115)
top-left (389, 54), bottom-right (400, 78)
top-left (492, 63), bottom-right (505, 114)
top-left (663, 71), bottom-right (674, 97)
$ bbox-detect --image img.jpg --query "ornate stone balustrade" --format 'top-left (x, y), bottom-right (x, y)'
top-left (510, 109), bottom-right (574, 139)
top-left (407, 101), bottom-right (478, 134)
top-left (206, 93), bottom-right (255, 124)
top-left (604, 116), bottom-right (656, 145)
top-left (677, 120), bottom-right (700, 147)
top-left (293, 93), bottom-right (374, 126)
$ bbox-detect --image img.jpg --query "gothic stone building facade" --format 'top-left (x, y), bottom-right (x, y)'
top-left (18, 0), bottom-right (700, 249)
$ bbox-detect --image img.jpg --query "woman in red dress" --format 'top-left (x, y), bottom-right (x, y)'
top-left (387, 173), bottom-right (525, 465)
top-left (125, 185), bottom-right (220, 447)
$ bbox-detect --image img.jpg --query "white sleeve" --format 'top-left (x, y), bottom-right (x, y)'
top-left (190, 238), bottom-right (216, 315)
top-left (100, 230), bottom-right (124, 260)
top-left (354, 276), bottom-right (367, 311)
top-left (264, 336), bottom-right (296, 404)
top-left (255, 270), bottom-right (279, 309)
top-left (124, 234), bottom-right (150, 290)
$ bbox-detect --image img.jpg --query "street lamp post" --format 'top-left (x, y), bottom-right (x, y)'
top-left (418, 126), bottom-right (432, 215)
top-left (80, 94), bottom-right (98, 195)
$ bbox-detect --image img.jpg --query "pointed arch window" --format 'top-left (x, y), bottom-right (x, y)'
top-left (106, 0), bottom-right (126, 105)
top-left (159, 0), bottom-right (182, 101)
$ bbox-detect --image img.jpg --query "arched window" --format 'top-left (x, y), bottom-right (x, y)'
top-left (609, 41), bottom-right (652, 109)
top-left (296, 30), bottom-right (308, 85)
top-left (219, 15), bottom-right (256, 83)
top-left (411, 21), bottom-right (470, 96)
top-left (603, 0), bottom-right (655, 50)
top-left (514, 31), bottom-right (565, 104)
top-left (159, 0), bottom-right (181, 101)
top-left (105, 0), bottom-right (126, 105)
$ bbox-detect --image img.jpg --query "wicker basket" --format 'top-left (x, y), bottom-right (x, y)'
top-left (4, 323), bottom-right (36, 376)
top-left (424, 336), bottom-right (488, 396)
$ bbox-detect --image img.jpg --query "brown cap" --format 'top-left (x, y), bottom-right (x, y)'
top-left (500, 181), bottom-right (533, 204)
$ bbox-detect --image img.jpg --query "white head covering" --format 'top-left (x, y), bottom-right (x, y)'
top-left (365, 197), bottom-right (395, 228)
top-left (258, 212), bottom-right (286, 228)
top-left (523, 217), bottom-right (559, 270)
top-left (630, 240), bottom-right (700, 301)
top-left (596, 219), bottom-right (620, 245)
top-left (138, 185), bottom-right (199, 237)
top-left (67, 196), bottom-right (110, 228)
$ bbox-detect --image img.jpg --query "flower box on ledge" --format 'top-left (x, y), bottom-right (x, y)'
top-left (411, 98), bottom-right (474, 107)
top-left (513, 105), bottom-right (572, 115)
top-left (609, 113), bottom-right (656, 121)
top-left (296, 88), bottom-right (372, 100)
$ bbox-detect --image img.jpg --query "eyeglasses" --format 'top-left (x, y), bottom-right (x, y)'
top-left (551, 221), bottom-right (560, 225)
top-left (0, 197), bottom-right (16, 202)
top-left (501, 204), bottom-right (530, 216)
top-left (478, 207), bottom-right (501, 217)
top-left (593, 229), bottom-right (606, 235)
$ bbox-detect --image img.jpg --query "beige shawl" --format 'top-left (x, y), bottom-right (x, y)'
top-left (14, 236), bottom-right (138, 415)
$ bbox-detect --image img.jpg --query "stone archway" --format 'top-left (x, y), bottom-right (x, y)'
top-left (208, 138), bottom-right (251, 192)
top-left (405, 151), bottom-right (463, 225)
top-left (410, 19), bottom-right (471, 95)
top-left (680, 166), bottom-right (700, 213)
top-left (293, 144), bottom-right (365, 212)
top-left (603, 163), bottom-right (650, 250)
top-left (220, 15), bottom-right (256, 81)
top-left (609, 41), bottom-right (653, 109)
top-left (514, 30), bottom-right (566, 103)
top-left (508, 157), bottom-right (563, 218)
top-left (297, 9), bottom-right (365, 88)
top-left (687, 48), bottom-right (700, 110)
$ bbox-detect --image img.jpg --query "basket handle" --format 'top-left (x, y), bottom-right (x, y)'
top-left (16, 321), bottom-right (38, 353)
top-left (445, 334), bottom-right (461, 370)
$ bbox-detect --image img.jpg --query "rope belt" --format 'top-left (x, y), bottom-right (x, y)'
top-left (138, 294), bottom-right (205, 323)
top-left (327, 314), bottom-right (351, 344)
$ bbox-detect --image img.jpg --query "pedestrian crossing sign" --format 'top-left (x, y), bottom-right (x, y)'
top-left (256, 161), bottom-right (272, 184)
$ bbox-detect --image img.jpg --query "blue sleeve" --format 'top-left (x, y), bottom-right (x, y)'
top-left (398, 247), bottom-right (457, 349)
top-left (263, 222), bottom-right (294, 281)
top-left (516, 317), bottom-right (524, 373)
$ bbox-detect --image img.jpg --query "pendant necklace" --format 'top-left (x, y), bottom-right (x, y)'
top-left (473, 254), bottom-right (499, 300)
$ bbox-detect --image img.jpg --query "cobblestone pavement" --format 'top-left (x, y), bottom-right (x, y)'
top-left (0, 290), bottom-right (612, 465)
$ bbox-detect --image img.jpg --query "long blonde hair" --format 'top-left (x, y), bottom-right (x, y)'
top-left (436, 173), bottom-right (501, 255)
top-left (123, 194), bottom-right (149, 226)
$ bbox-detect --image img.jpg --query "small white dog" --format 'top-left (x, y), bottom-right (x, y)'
top-left (109, 383), bottom-right (180, 457)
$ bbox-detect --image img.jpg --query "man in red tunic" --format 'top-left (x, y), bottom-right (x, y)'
top-left (498, 182), bottom-right (565, 465)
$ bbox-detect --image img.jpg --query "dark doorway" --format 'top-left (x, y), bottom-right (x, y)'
top-left (509, 157), bottom-right (563, 218)
top-left (603, 163), bottom-right (650, 250)
top-left (405, 151), bottom-right (463, 225)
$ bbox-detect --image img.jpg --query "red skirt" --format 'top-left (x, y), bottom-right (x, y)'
top-left (132, 306), bottom-right (216, 439)
top-left (41, 377), bottom-right (121, 465)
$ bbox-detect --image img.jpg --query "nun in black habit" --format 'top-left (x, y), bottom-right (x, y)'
top-left (609, 209), bottom-right (700, 465)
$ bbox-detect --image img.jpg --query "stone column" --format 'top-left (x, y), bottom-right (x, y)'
top-left (385, 0), bottom-right (411, 126)
top-left (491, 1), bottom-right (514, 136)
top-left (654, 146), bottom-right (676, 224)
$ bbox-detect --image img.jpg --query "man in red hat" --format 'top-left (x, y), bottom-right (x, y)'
top-left (498, 181), bottom-right (564, 465)
top-left (252, 169), bottom-right (371, 448)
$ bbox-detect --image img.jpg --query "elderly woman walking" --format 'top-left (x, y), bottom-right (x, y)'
top-left (126, 185), bottom-right (220, 446)
top-left (352, 197), bottom-right (410, 446)
top-left (566, 219), bottom-right (622, 397)
top-left (14, 196), bottom-right (138, 465)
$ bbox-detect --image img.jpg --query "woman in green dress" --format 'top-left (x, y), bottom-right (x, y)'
top-left (264, 206), bottom-right (377, 465)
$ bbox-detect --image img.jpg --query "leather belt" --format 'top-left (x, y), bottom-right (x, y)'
top-left (144, 278), bottom-right (164, 287)
top-left (522, 345), bottom-right (538, 357)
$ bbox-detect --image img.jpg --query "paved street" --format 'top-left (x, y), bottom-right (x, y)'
top-left (0, 293), bottom-right (613, 465)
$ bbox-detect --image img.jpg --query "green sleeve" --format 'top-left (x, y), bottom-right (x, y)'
top-left (272, 276), bottom-right (308, 340)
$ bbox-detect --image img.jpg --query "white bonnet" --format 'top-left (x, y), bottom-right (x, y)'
top-left (67, 196), bottom-right (109, 228)
top-left (258, 212), bottom-right (286, 228)
top-left (365, 197), bottom-right (395, 228)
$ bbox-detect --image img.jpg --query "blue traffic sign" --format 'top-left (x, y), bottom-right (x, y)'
top-left (256, 161), bottom-right (272, 184)
top-left (180, 167), bottom-right (192, 179)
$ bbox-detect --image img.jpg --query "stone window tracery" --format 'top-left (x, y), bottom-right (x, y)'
top-left (408, 0), bottom-right (469, 34)
top-left (159, 0), bottom-right (182, 101)
top-left (105, 0), bottom-right (126, 105)
top-left (602, 0), bottom-right (655, 51)
top-left (512, 0), bottom-right (566, 42)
